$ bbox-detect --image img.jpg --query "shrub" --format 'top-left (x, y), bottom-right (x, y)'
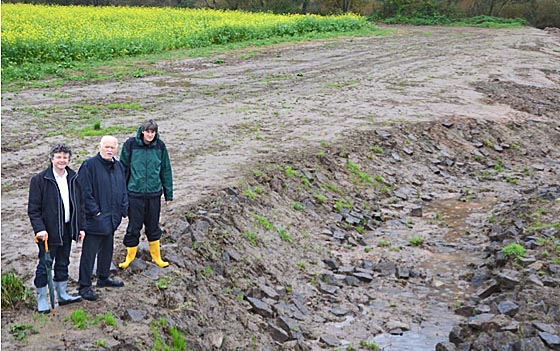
top-left (531, 0), bottom-right (560, 28)
top-left (371, 0), bottom-right (463, 20)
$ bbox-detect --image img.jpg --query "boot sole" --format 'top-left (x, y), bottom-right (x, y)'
top-left (152, 260), bottom-right (169, 268)
top-left (97, 284), bottom-right (124, 288)
top-left (80, 295), bottom-right (98, 301)
top-left (58, 298), bottom-right (82, 306)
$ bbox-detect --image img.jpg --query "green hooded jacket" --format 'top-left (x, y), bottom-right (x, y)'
top-left (120, 127), bottom-right (173, 201)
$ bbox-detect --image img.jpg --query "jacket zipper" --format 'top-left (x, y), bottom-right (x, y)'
top-left (45, 174), bottom-right (64, 245)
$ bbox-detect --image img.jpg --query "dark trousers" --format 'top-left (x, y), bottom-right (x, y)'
top-left (78, 232), bottom-right (114, 289)
top-left (34, 223), bottom-right (72, 288)
top-left (123, 196), bottom-right (162, 247)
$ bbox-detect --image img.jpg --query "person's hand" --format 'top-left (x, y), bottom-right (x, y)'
top-left (36, 230), bottom-right (48, 241)
top-left (78, 231), bottom-right (85, 244)
top-left (165, 200), bottom-right (173, 206)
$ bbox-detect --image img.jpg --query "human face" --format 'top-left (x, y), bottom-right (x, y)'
top-left (99, 137), bottom-right (118, 160)
top-left (142, 129), bottom-right (156, 144)
top-left (51, 152), bottom-right (69, 175)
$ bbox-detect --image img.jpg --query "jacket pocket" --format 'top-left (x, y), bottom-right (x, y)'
top-left (86, 213), bottom-right (112, 235)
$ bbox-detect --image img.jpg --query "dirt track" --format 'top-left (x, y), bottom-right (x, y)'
top-left (1, 25), bottom-right (559, 350)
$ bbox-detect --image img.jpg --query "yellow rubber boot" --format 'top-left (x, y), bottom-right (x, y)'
top-left (148, 240), bottom-right (169, 268)
top-left (118, 246), bottom-right (138, 269)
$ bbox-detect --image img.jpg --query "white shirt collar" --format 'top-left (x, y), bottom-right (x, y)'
top-left (53, 168), bottom-right (68, 179)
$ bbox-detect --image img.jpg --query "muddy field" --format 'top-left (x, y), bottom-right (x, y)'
top-left (1, 25), bottom-right (560, 350)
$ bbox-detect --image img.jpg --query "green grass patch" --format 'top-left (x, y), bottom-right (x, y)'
top-left (253, 213), bottom-right (273, 230)
top-left (46, 122), bottom-right (136, 138)
top-left (323, 182), bottom-right (344, 195)
top-left (335, 198), bottom-right (353, 212)
top-left (502, 242), bottom-right (526, 260)
top-left (66, 308), bottom-right (90, 330)
top-left (156, 275), bottom-right (172, 290)
top-left (346, 160), bottom-right (375, 185)
top-left (377, 239), bottom-right (391, 247)
top-left (1, 272), bottom-right (34, 309)
top-left (359, 340), bottom-right (380, 350)
top-left (94, 340), bottom-right (108, 348)
top-left (94, 311), bottom-right (118, 328)
top-left (106, 102), bottom-right (143, 111)
top-left (150, 318), bottom-right (186, 351)
top-left (409, 236), bottom-right (424, 246)
top-left (284, 165), bottom-right (298, 177)
top-left (243, 231), bottom-right (259, 246)
top-left (301, 175), bottom-right (311, 188)
top-left (10, 323), bottom-right (38, 342)
top-left (277, 227), bottom-right (293, 243)
top-left (292, 202), bottom-right (304, 211)
top-left (242, 187), bottom-right (259, 200)
top-left (202, 266), bottom-right (214, 277)
top-left (76, 124), bottom-right (136, 137)
top-left (315, 192), bottom-right (327, 204)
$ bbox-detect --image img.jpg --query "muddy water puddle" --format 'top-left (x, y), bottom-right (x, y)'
top-left (371, 197), bottom-right (494, 351)
top-left (426, 196), bottom-right (496, 241)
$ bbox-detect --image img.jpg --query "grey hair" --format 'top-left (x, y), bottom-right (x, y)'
top-left (141, 119), bottom-right (158, 133)
top-left (49, 143), bottom-right (72, 161)
top-left (99, 135), bottom-right (118, 148)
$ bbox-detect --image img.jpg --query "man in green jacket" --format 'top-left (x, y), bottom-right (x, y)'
top-left (118, 120), bottom-right (173, 268)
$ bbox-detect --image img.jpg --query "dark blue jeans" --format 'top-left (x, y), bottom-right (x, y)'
top-left (123, 196), bottom-right (162, 247)
top-left (34, 223), bottom-right (72, 288)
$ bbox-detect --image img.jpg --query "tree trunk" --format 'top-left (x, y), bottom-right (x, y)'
top-left (496, 0), bottom-right (512, 17)
top-left (301, 0), bottom-right (308, 14)
top-left (489, 0), bottom-right (495, 15)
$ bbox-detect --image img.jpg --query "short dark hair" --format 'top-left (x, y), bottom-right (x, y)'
top-left (49, 143), bottom-right (72, 161)
top-left (141, 119), bottom-right (158, 133)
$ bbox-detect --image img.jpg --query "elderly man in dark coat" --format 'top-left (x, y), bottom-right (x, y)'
top-left (77, 135), bottom-right (128, 301)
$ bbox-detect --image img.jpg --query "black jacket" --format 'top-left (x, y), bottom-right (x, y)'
top-left (28, 166), bottom-right (85, 246)
top-left (78, 153), bottom-right (128, 236)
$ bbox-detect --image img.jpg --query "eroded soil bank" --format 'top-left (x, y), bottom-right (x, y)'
top-left (1, 25), bottom-right (559, 350)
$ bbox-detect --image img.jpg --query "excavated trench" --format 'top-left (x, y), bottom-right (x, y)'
top-left (143, 117), bottom-right (559, 350)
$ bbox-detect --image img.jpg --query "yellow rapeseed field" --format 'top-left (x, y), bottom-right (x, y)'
top-left (1, 4), bottom-right (372, 67)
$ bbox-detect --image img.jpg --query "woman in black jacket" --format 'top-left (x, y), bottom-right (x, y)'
top-left (28, 144), bottom-right (85, 313)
